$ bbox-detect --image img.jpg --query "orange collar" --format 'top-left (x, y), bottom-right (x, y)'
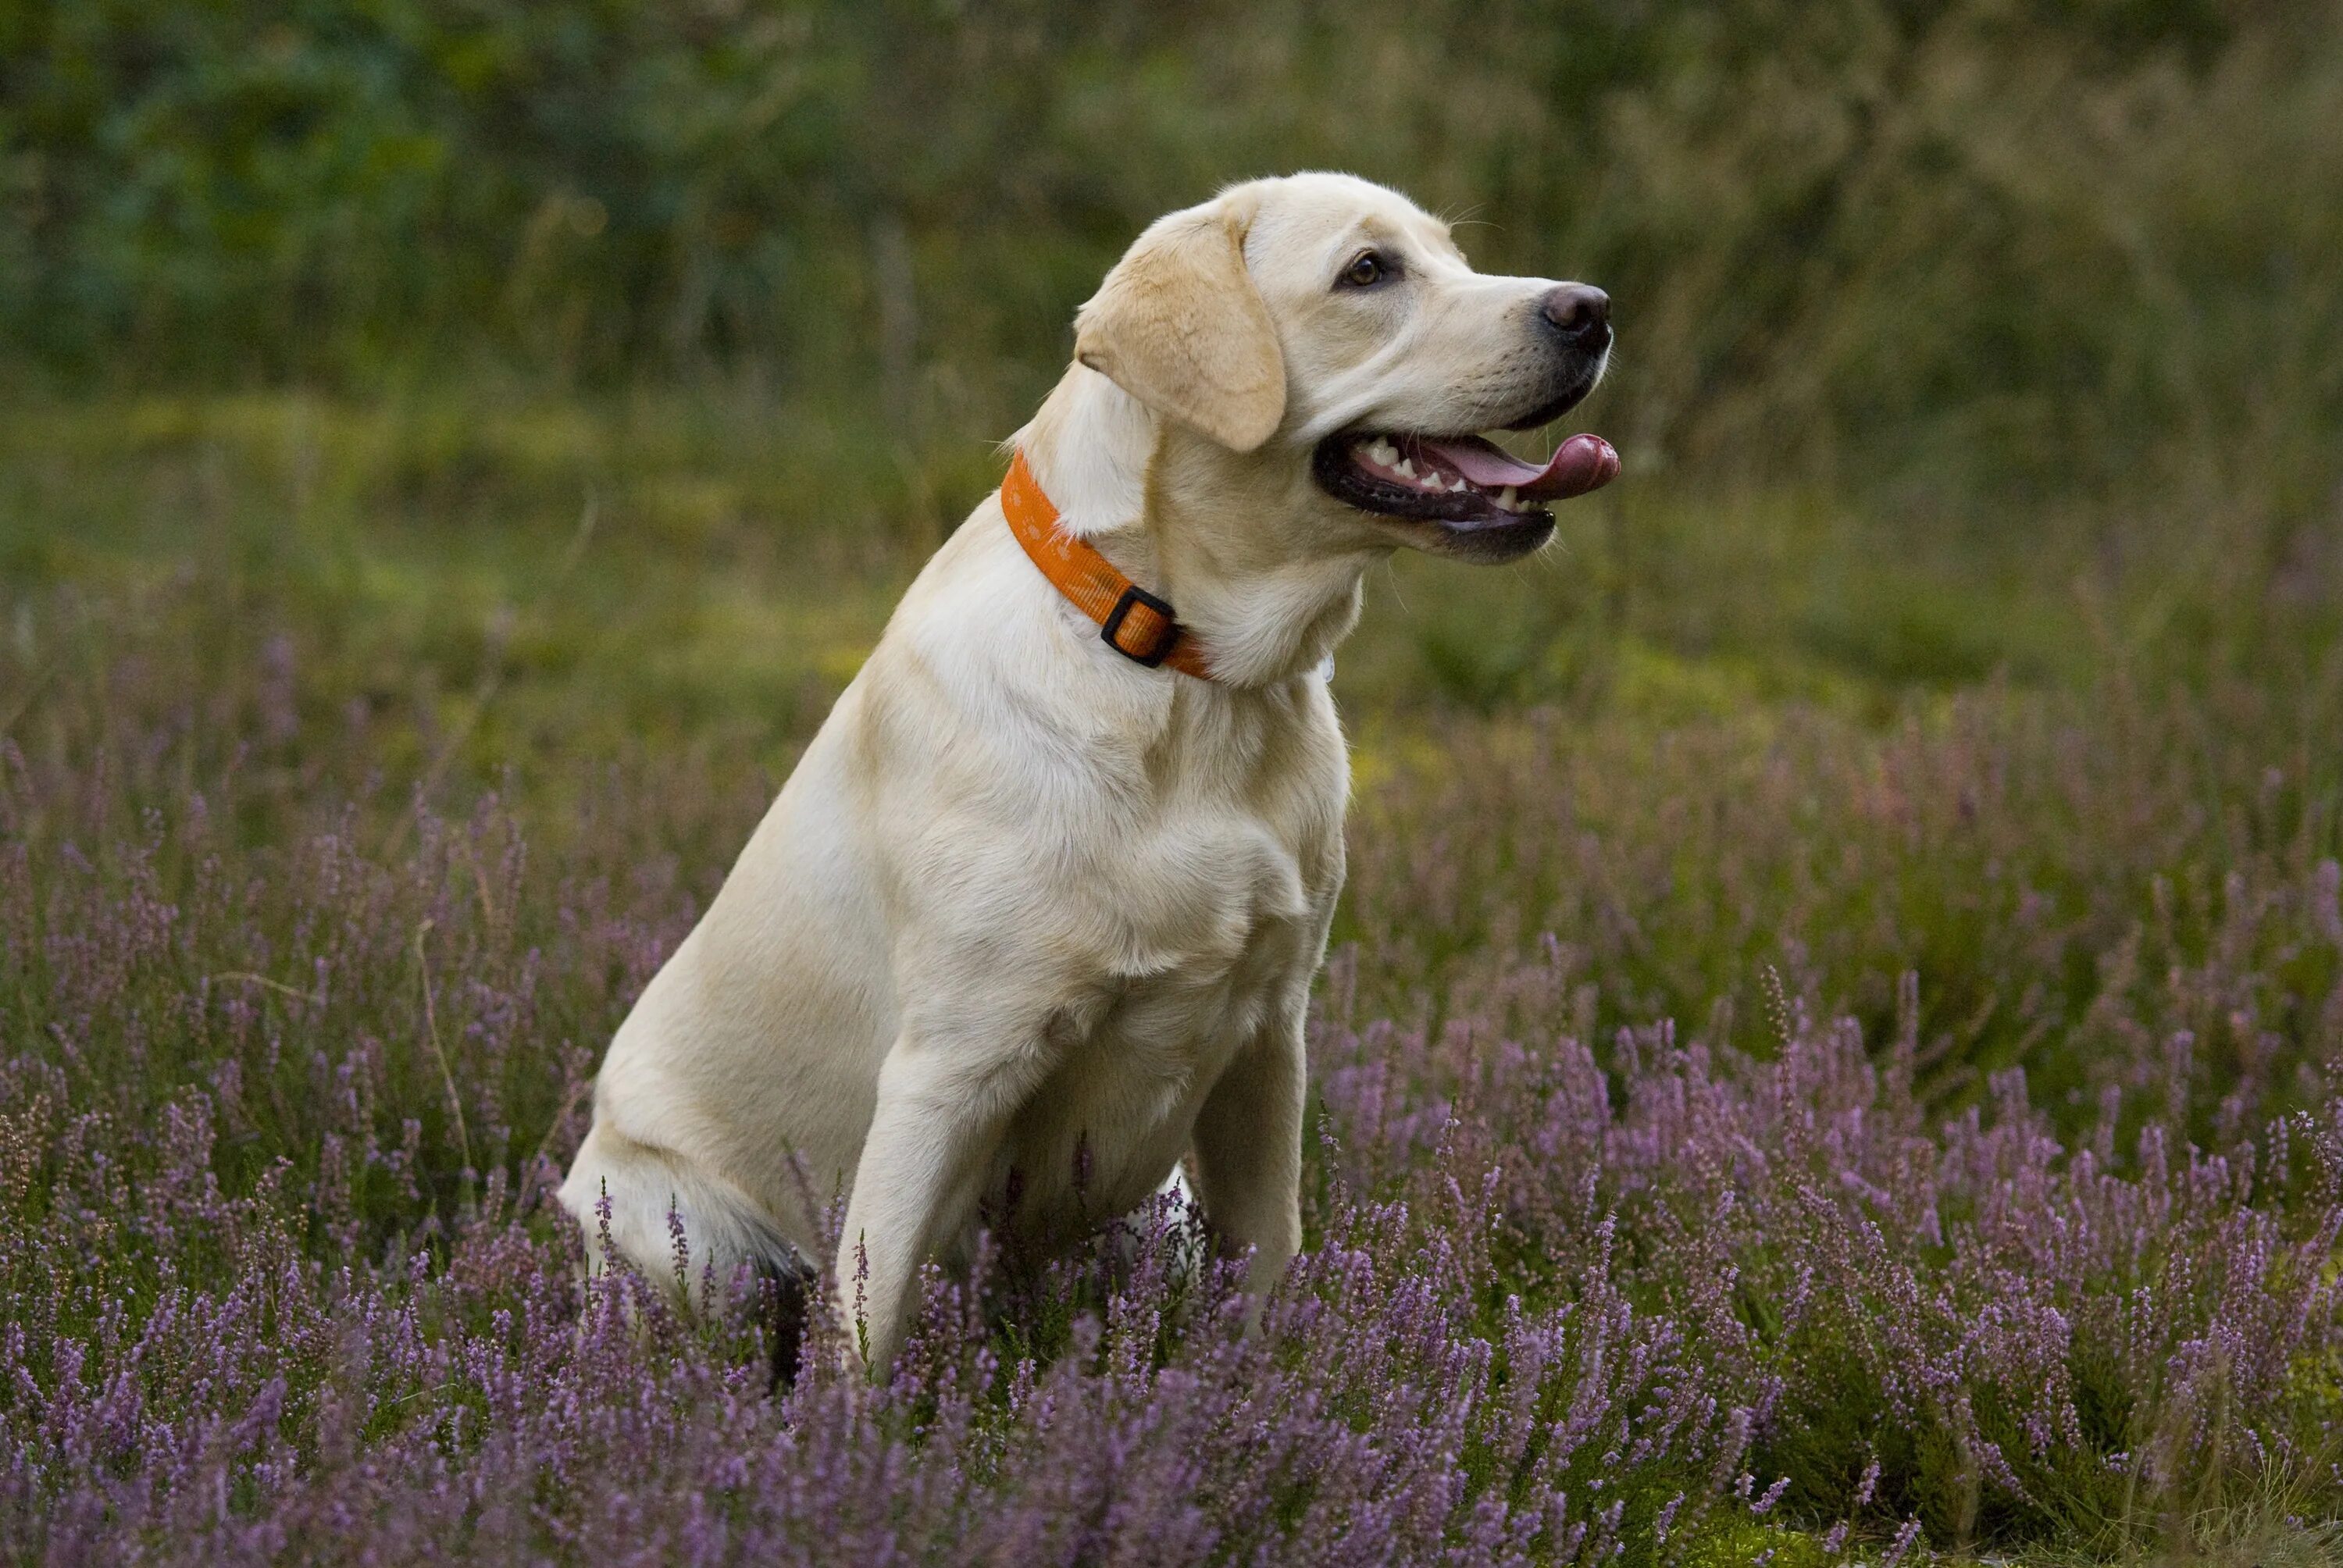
top-left (1000, 449), bottom-right (1214, 680)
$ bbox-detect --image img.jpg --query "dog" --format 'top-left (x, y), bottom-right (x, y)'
top-left (558, 172), bottom-right (1616, 1376)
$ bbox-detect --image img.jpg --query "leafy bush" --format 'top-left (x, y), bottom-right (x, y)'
top-left (5, 0), bottom-right (2341, 519)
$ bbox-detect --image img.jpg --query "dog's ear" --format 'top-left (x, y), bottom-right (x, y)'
top-left (1075, 205), bottom-right (1286, 453)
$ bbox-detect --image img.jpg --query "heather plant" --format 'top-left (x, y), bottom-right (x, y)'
top-left (5, 574), bottom-right (2341, 1563)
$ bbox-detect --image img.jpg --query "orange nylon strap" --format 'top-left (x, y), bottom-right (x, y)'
top-left (999, 448), bottom-right (1214, 680)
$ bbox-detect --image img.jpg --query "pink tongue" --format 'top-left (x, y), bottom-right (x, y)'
top-left (1414, 433), bottom-right (1620, 499)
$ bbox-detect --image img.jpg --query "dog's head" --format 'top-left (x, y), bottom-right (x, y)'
top-left (1075, 173), bottom-right (1616, 565)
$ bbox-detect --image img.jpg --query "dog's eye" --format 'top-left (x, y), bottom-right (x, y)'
top-left (1339, 250), bottom-right (1393, 289)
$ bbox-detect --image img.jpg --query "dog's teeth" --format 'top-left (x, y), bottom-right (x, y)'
top-left (1498, 486), bottom-right (1518, 511)
top-left (1370, 440), bottom-right (1398, 465)
top-left (1393, 458), bottom-right (1415, 479)
top-left (1450, 476), bottom-right (1469, 493)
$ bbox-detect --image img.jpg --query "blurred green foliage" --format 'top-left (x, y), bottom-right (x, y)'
top-left (6, 0), bottom-right (2341, 520)
top-left (5, 0), bottom-right (2341, 751)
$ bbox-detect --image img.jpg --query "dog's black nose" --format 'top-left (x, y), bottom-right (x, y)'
top-left (1541, 284), bottom-right (1611, 347)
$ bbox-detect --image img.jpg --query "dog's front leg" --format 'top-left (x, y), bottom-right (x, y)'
top-left (1188, 1011), bottom-right (1307, 1311)
top-left (836, 1024), bottom-right (1042, 1376)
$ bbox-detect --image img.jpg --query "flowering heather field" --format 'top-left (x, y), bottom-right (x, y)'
top-left (5, 552), bottom-right (2343, 1566)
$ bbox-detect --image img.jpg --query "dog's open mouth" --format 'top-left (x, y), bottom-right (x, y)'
top-left (1312, 431), bottom-right (1620, 558)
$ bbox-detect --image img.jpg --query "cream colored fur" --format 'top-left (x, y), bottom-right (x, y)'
top-left (559, 172), bottom-right (1603, 1373)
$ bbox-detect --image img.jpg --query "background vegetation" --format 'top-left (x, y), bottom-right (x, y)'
top-left (5, 0), bottom-right (2343, 1562)
top-left (9, 0), bottom-right (2341, 719)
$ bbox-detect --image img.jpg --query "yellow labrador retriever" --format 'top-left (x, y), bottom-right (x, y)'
top-left (559, 172), bottom-right (1616, 1374)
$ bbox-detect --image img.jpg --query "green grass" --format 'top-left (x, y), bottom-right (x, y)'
top-left (0, 386), bottom-right (2142, 772)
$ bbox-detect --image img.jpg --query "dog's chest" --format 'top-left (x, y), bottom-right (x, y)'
top-left (998, 747), bottom-right (1341, 1227)
top-left (1097, 802), bottom-right (1320, 1036)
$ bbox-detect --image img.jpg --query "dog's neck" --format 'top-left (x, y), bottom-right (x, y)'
top-left (1012, 364), bottom-right (1379, 690)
